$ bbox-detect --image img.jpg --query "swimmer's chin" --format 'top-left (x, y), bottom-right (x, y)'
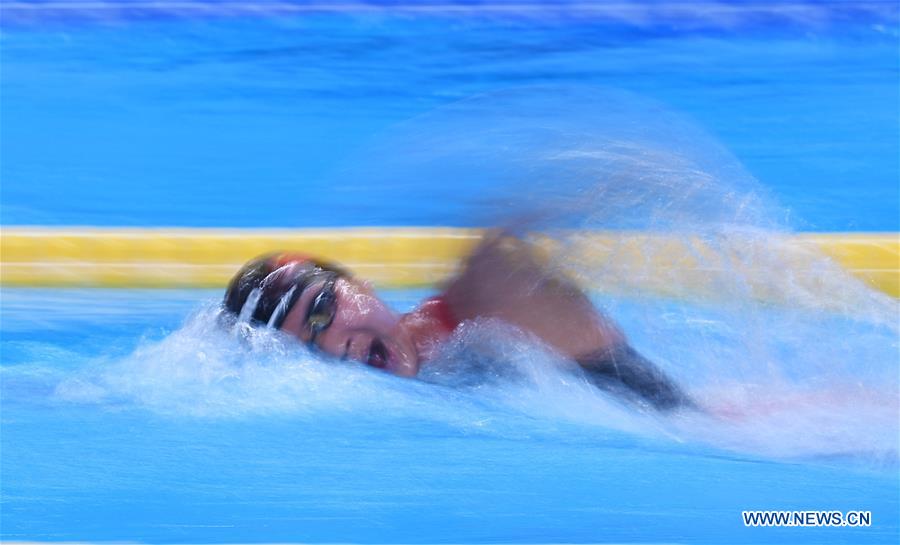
top-left (381, 335), bottom-right (420, 378)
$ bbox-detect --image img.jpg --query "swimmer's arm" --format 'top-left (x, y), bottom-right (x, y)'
top-left (444, 232), bottom-right (695, 411)
top-left (443, 232), bottom-right (623, 358)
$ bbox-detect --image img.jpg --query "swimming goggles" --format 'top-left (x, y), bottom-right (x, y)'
top-left (304, 275), bottom-right (337, 346)
top-left (264, 269), bottom-right (338, 348)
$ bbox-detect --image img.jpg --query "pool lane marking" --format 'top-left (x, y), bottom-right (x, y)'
top-left (1, 227), bottom-right (897, 298)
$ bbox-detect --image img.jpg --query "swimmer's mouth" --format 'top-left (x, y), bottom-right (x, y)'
top-left (366, 338), bottom-right (388, 369)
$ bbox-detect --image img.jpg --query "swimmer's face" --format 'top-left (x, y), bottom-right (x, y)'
top-left (279, 276), bottom-right (420, 377)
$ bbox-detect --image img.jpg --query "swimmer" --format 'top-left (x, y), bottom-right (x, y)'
top-left (223, 232), bottom-right (693, 410)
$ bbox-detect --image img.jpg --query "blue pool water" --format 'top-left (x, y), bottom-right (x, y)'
top-left (2, 288), bottom-right (898, 543)
top-left (1, 0), bottom-right (898, 230)
top-left (2, 1), bottom-right (899, 543)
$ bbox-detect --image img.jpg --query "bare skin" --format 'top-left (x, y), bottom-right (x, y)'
top-left (279, 275), bottom-right (420, 377)
top-left (279, 231), bottom-right (625, 377)
top-left (442, 232), bottom-right (624, 360)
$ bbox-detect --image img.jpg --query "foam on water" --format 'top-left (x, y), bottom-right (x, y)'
top-left (49, 304), bottom-right (650, 435)
top-left (3, 287), bottom-right (895, 545)
top-left (344, 86), bottom-right (899, 461)
top-left (35, 291), bottom-right (896, 466)
top-left (6, 86), bottom-right (898, 469)
top-left (2, 7), bottom-right (899, 542)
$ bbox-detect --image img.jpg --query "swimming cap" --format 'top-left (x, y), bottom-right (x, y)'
top-left (223, 252), bottom-right (348, 328)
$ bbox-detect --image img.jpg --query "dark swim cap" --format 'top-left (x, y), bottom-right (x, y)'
top-left (223, 252), bottom-right (347, 328)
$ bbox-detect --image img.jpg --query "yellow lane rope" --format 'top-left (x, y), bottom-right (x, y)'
top-left (1, 227), bottom-right (897, 298)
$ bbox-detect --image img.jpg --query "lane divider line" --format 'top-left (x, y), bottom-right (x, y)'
top-left (1, 227), bottom-right (897, 298)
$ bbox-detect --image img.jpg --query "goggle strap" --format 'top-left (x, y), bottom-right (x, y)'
top-left (238, 287), bottom-right (262, 324)
top-left (267, 269), bottom-right (338, 330)
top-left (267, 285), bottom-right (298, 329)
